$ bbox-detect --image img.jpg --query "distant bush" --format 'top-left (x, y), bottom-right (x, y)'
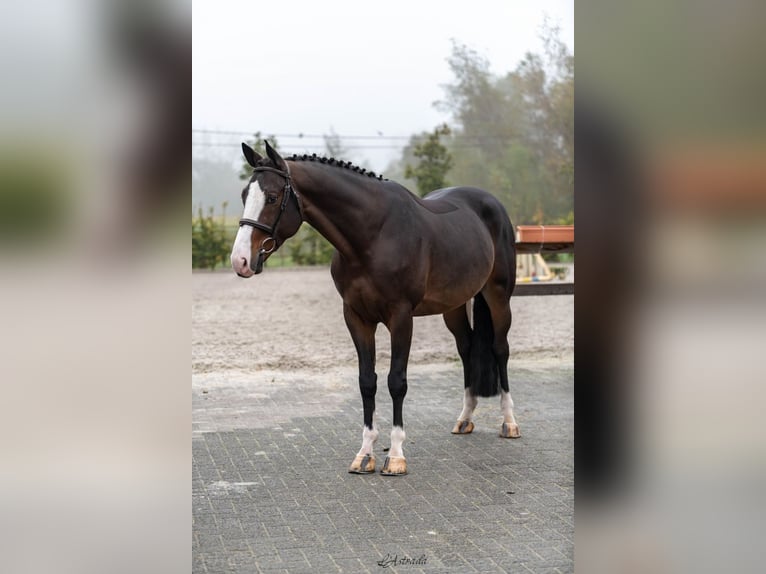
top-left (287, 225), bottom-right (335, 266)
top-left (191, 202), bottom-right (334, 269)
top-left (192, 203), bottom-right (230, 269)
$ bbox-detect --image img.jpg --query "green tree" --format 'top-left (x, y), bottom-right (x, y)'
top-left (428, 25), bottom-right (573, 225)
top-left (404, 124), bottom-right (454, 196)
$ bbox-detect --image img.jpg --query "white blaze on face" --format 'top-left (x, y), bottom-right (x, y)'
top-left (230, 180), bottom-right (266, 274)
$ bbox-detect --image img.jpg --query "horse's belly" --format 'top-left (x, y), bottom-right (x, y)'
top-left (412, 236), bottom-right (494, 316)
top-left (413, 285), bottom-right (481, 316)
top-left (413, 269), bottom-right (491, 316)
top-left (412, 299), bottom-right (464, 316)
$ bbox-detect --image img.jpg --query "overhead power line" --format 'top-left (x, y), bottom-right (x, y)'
top-left (192, 128), bottom-right (520, 146)
top-left (192, 128), bottom-right (415, 140)
top-left (192, 141), bottom-right (408, 150)
top-left (192, 127), bottom-right (528, 140)
top-left (192, 141), bottom-right (493, 151)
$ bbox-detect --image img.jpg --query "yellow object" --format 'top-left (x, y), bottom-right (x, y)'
top-left (516, 253), bottom-right (554, 282)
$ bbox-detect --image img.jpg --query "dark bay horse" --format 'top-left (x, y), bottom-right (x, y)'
top-left (231, 141), bottom-right (520, 476)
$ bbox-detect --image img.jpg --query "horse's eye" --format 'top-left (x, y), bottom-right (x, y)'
top-left (266, 194), bottom-right (277, 204)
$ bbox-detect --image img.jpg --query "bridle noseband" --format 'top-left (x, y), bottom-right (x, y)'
top-left (238, 163), bottom-right (305, 273)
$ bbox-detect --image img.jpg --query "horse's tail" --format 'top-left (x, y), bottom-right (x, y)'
top-left (469, 292), bottom-right (500, 397)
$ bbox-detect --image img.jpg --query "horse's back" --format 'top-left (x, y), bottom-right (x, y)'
top-left (417, 193), bottom-right (459, 214)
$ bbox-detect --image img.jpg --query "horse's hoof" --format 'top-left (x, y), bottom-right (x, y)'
top-left (500, 422), bottom-right (521, 438)
top-left (348, 454), bottom-right (376, 474)
top-left (380, 456), bottom-right (407, 476)
top-left (451, 420), bottom-right (475, 434)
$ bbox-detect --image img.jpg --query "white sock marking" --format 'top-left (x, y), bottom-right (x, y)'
top-left (501, 391), bottom-right (517, 424)
top-left (458, 387), bottom-right (478, 421)
top-left (389, 425), bottom-right (406, 458)
top-left (357, 414), bottom-right (379, 456)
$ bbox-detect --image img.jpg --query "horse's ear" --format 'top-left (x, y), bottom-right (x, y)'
top-left (264, 140), bottom-right (287, 171)
top-left (242, 142), bottom-right (262, 167)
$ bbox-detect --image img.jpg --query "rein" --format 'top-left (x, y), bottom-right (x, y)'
top-left (238, 163), bottom-right (305, 273)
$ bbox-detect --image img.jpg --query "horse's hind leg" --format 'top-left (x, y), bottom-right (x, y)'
top-left (443, 304), bottom-right (476, 434)
top-left (482, 281), bottom-right (521, 438)
top-left (344, 304), bottom-right (379, 474)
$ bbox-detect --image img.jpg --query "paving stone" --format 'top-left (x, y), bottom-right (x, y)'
top-left (193, 363), bottom-right (573, 573)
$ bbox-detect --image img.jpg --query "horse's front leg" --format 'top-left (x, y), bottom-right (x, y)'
top-left (381, 310), bottom-right (413, 476)
top-left (344, 304), bottom-right (379, 474)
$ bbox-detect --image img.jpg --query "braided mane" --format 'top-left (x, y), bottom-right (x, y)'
top-left (287, 153), bottom-right (387, 181)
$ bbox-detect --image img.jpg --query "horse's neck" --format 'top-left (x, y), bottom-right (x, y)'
top-left (291, 163), bottom-right (384, 261)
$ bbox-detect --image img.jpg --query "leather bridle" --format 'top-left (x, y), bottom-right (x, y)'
top-left (238, 164), bottom-right (305, 273)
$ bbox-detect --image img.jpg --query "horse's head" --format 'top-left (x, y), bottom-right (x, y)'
top-left (231, 141), bottom-right (303, 277)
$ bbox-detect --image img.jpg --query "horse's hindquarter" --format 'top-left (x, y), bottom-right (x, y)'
top-left (413, 188), bottom-right (500, 315)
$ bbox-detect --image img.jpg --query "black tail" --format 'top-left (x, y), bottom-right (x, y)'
top-left (468, 292), bottom-right (500, 397)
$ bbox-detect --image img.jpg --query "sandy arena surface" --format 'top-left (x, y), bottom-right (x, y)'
top-left (193, 267), bottom-right (573, 375)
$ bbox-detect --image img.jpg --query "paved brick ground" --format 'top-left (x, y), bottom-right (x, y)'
top-left (193, 361), bottom-right (573, 573)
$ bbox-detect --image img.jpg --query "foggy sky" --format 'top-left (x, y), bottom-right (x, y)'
top-left (193, 0), bottom-right (574, 171)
